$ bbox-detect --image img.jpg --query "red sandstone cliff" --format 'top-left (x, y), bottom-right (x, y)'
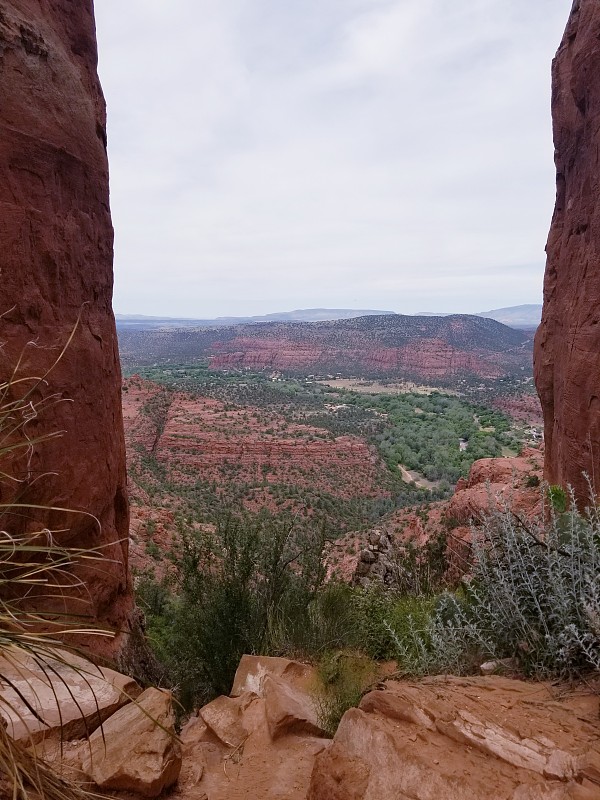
top-left (535, 0), bottom-right (600, 505)
top-left (0, 1), bottom-right (132, 654)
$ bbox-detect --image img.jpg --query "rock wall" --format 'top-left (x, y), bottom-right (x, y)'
top-left (535, 0), bottom-right (600, 504)
top-left (0, 1), bottom-right (132, 655)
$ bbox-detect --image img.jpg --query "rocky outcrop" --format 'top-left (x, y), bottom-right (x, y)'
top-left (325, 449), bottom-right (544, 587)
top-left (0, 649), bottom-right (180, 798)
top-left (444, 448), bottom-right (543, 526)
top-left (309, 676), bottom-right (600, 800)
top-left (17, 652), bottom-right (599, 800)
top-left (534, 0), bottom-right (600, 505)
top-left (0, 648), bottom-right (140, 744)
top-left (0, 1), bottom-right (132, 653)
top-left (352, 529), bottom-right (398, 587)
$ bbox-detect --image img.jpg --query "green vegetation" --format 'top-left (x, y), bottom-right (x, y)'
top-left (136, 507), bottom-right (452, 710)
top-left (548, 484), bottom-right (568, 514)
top-left (314, 651), bottom-right (377, 736)
top-left (341, 391), bottom-right (515, 484)
top-left (388, 498), bottom-right (600, 679)
top-left (128, 364), bottom-right (524, 503)
top-left (137, 510), bottom-right (329, 709)
top-left (128, 363), bottom-right (592, 730)
top-left (140, 494), bottom-right (600, 720)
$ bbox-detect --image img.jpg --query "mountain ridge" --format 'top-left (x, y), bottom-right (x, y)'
top-left (417, 304), bottom-right (542, 328)
top-left (119, 312), bottom-right (533, 382)
top-left (116, 308), bottom-right (397, 328)
top-left (116, 304), bottom-right (542, 330)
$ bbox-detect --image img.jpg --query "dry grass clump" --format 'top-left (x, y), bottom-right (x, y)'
top-left (0, 330), bottom-right (109, 799)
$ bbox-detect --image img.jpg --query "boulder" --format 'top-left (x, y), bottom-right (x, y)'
top-left (179, 692), bottom-right (329, 800)
top-left (0, 648), bottom-right (140, 744)
top-left (231, 654), bottom-right (314, 697)
top-left (359, 549), bottom-right (376, 564)
top-left (263, 675), bottom-right (327, 740)
top-left (199, 693), bottom-right (253, 748)
top-left (80, 687), bottom-right (181, 798)
top-left (308, 676), bottom-right (600, 799)
top-left (176, 655), bottom-right (330, 800)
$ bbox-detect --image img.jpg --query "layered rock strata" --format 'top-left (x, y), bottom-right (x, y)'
top-left (0, 1), bottom-right (132, 653)
top-left (535, 0), bottom-right (600, 504)
top-left (309, 676), bottom-right (600, 799)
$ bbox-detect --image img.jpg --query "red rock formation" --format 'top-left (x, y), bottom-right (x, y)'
top-left (123, 378), bottom-right (393, 576)
top-left (0, 1), bottom-right (132, 654)
top-left (209, 337), bottom-right (510, 379)
top-left (123, 378), bottom-right (386, 504)
top-left (119, 314), bottom-right (533, 383)
top-left (535, 0), bottom-right (600, 505)
top-left (325, 449), bottom-right (544, 585)
top-left (309, 676), bottom-right (600, 799)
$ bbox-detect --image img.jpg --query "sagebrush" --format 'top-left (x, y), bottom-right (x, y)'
top-left (388, 492), bottom-right (600, 679)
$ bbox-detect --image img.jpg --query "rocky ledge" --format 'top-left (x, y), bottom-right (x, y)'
top-left (10, 651), bottom-right (598, 799)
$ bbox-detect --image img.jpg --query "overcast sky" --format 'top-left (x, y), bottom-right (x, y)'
top-left (94, 0), bottom-right (570, 318)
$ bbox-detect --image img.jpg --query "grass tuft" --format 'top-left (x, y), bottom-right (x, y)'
top-left (0, 331), bottom-right (112, 799)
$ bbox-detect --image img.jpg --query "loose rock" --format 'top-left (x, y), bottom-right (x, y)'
top-left (81, 687), bottom-right (181, 798)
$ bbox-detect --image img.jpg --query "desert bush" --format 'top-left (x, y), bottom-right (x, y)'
top-left (548, 484), bottom-right (568, 513)
top-left (268, 581), bottom-right (359, 658)
top-left (388, 494), bottom-right (600, 679)
top-left (138, 510), bottom-right (329, 709)
top-left (391, 530), bottom-right (449, 596)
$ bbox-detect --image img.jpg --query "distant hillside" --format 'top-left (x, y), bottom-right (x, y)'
top-left (417, 304), bottom-right (542, 329)
top-left (477, 304), bottom-right (542, 329)
top-left (119, 313), bottom-right (533, 382)
top-left (116, 308), bottom-right (396, 329)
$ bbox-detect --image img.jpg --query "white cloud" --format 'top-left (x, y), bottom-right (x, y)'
top-left (94, 0), bottom-right (570, 317)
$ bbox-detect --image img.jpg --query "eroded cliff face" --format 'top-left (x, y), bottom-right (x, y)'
top-left (0, 1), bottom-right (132, 654)
top-left (535, 0), bottom-right (600, 504)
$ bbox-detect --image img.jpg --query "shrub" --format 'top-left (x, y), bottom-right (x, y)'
top-left (139, 511), bottom-right (329, 709)
top-left (548, 484), bottom-right (568, 513)
top-left (387, 495), bottom-right (600, 679)
top-left (386, 590), bottom-right (481, 676)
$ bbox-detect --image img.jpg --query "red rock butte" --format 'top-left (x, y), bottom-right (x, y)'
top-left (0, 0), bottom-right (132, 654)
top-left (535, 0), bottom-right (600, 506)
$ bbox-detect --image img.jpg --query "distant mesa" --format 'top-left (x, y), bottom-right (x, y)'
top-left (115, 308), bottom-right (397, 329)
top-left (117, 304), bottom-right (542, 331)
top-left (417, 304), bottom-right (542, 330)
